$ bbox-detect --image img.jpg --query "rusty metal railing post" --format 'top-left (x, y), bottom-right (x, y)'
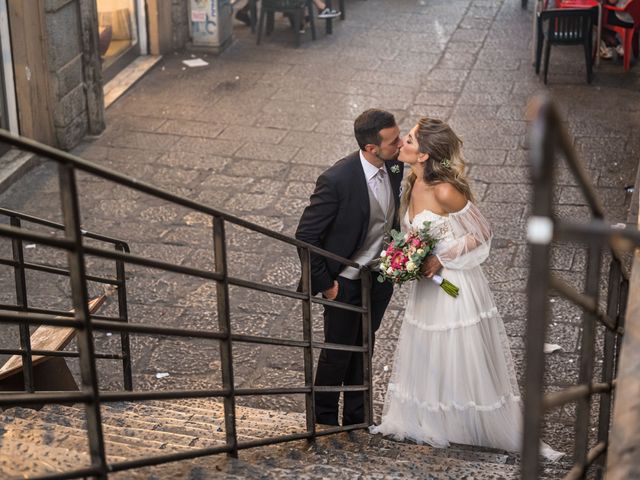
top-left (614, 278), bottom-right (628, 376)
top-left (300, 248), bottom-right (316, 438)
top-left (596, 259), bottom-right (622, 479)
top-left (213, 216), bottom-right (238, 457)
top-left (360, 267), bottom-right (373, 426)
top-left (10, 216), bottom-right (34, 392)
top-left (58, 163), bottom-right (108, 479)
top-left (522, 100), bottom-right (556, 480)
top-left (115, 243), bottom-right (133, 391)
top-left (574, 238), bottom-right (603, 476)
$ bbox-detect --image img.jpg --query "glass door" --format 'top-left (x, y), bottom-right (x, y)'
top-left (97, 0), bottom-right (141, 82)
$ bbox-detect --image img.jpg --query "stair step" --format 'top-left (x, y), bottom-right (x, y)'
top-left (6, 407), bottom-right (205, 450)
top-left (1, 415), bottom-right (197, 463)
top-left (30, 405), bottom-right (203, 447)
top-left (0, 401), bottom-right (572, 479)
top-left (103, 404), bottom-right (291, 441)
top-left (100, 400), bottom-right (305, 438)
top-left (341, 430), bottom-right (516, 466)
top-left (0, 443), bottom-right (126, 479)
top-left (105, 437), bottom-right (523, 480)
top-left (51, 403), bottom-right (229, 446)
top-left (132, 398), bottom-right (306, 428)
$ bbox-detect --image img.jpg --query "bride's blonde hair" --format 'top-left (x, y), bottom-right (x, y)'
top-left (399, 117), bottom-right (474, 219)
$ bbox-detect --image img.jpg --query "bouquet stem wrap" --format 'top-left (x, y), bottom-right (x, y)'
top-left (431, 274), bottom-right (460, 298)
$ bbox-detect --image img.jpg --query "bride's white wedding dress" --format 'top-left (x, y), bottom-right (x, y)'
top-left (371, 202), bottom-right (563, 461)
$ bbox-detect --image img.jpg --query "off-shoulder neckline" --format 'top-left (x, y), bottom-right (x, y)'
top-left (407, 201), bottom-right (471, 224)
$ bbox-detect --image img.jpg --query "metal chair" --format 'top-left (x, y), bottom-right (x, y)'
top-left (535, 7), bottom-right (596, 84)
top-left (257, 0), bottom-right (317, 47)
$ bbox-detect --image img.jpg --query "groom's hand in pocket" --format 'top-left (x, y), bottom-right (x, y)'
top-left (421, 255), bottom-right (442, 278)
top-left (323, 280), bottom-right (339, 301)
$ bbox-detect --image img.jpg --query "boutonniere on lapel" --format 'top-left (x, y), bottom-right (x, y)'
top-left (390, 165), bottom-right (401, 174)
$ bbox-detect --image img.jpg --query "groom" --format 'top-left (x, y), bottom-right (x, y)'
top-left (295, 109), bottom-right (403, 426)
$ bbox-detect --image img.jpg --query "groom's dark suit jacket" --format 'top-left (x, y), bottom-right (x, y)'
top-left (295, 151), bottom-right (403, 296)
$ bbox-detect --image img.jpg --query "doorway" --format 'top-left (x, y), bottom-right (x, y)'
top-left (97, 0), bottom-right (146, 82)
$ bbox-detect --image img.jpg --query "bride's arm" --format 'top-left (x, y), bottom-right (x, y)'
top-left (432, 185), bottom-right (492, 270)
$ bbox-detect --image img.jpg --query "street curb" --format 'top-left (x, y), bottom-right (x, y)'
top-left (0, 149), bottom-right (40, 196)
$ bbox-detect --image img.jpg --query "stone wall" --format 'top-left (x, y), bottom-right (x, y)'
top-left (43, 0), bottom-right (97, 150)
top-left (36, 0), bottom-right (186, 150)
top-left (171, 0), bottom-right (190, 51)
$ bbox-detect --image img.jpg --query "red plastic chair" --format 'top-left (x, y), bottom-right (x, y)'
top-left (603, 0), bottom-right (640, 70)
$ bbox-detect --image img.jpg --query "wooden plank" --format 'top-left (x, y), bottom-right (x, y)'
top-left (0, 294), bottom-right (108, 381)
top-left (7, 0), bottom-right (55, 144)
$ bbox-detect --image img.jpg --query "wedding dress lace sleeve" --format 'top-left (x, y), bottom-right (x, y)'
top-left (434, 202), bottom-right (492, 270)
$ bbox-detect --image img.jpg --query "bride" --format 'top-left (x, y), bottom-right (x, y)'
top-left (370, 117), bottom-right (563, 460)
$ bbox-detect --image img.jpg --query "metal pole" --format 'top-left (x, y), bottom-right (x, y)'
top-left (574, 239), bottom-right (602, 478)
top-left (213, 216), bottom-right (238, 458)
top-left (361, 268), bottom-right (373, 426)
top-left (116, 243), bottom-right (133, 391)
top-left (521, 100), bottom-right (556, 480)
top-left (10, 216), bottom-right (34, 392)
top-left (58, 163), bottom-right (108, 479)
top-left (325, 0), bottom-right (333, 34)
top-left (595, 259), bottom-right (621, 479)
top-left (614, 279), bottom-right (628, 377)
top-left (301, 248), bottom-right (316, 438)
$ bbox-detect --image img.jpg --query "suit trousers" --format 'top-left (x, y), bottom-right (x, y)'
top-left (314, 275), bottom-right (393, 426)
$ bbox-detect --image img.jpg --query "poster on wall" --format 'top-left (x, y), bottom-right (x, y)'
top-left (190, 0), bottom-right (232, 49)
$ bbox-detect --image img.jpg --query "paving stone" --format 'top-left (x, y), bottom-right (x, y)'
top-left (171, 136), bottom-right (241, 157)
top-left (156, 119), bottom-right (225, 139)
top-left (218, 125), bottom-right (288, 145)
top-left (421, 77), bottom-right (467, 93)
top-left (254, 112), bottom-right (318, 132)
top-left (415, 92), bottom-right (458, 106)
top-left (438, 51), bottom-right (477, 70)
top-left (471, 165), bottom-right (530, 184)
top-left (105, 131), bottom-right (181, 151)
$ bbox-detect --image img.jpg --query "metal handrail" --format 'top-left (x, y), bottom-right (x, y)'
top-left (0, 207), bottom-right (128, 246)
top-left (0, 129), bottom-right (376, 479)
top-left (0, 130), bottom-right (362, 269)
top-left (521, 95), bottom-right (638, 479)
top-left (0, 208), bottom-right (134, 395)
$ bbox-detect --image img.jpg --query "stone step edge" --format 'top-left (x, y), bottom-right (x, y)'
top-left (2, 416), bottom-right (207, 455)
top-left (52, 403), bottom-right (304, 438)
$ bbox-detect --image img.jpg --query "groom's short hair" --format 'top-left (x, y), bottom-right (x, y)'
top-left (354, 109), bottom-right (397, 150)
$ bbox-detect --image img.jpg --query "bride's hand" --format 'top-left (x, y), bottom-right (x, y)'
top-left (421, 255), bottom-right (442, 278)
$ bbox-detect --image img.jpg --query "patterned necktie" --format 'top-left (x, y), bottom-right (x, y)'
top-left (373, 168), bottom-right (389, 213)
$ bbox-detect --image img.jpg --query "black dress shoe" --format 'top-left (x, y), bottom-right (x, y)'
top-left (315, 417), bottom-right (339, 427)
top-left (235, 8), bottom-right (252, 27)
top-left (316, 422), bottom-right (339, 429)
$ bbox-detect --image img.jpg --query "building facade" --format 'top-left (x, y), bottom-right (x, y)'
top-left (0, 0), bottom-right (193, 150)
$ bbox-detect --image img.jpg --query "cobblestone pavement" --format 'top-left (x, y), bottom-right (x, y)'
top-left (1, 0), bottom-right (640, 471)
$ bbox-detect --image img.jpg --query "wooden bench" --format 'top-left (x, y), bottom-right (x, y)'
top-left (0, 295), bottom-right (108, 408)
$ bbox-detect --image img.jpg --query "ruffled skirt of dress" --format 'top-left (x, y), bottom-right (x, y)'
top-left (370, 266), bottom-right (564, 461)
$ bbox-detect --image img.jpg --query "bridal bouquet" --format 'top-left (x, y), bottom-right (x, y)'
top-left (377, 222), bottom-right (460, 298)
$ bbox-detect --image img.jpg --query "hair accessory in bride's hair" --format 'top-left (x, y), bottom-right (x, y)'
top-left (441, 158), bottom-right (451, 168)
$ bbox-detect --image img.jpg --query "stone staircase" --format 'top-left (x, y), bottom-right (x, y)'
top-left (0, 399), bottom-right (571, 479)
